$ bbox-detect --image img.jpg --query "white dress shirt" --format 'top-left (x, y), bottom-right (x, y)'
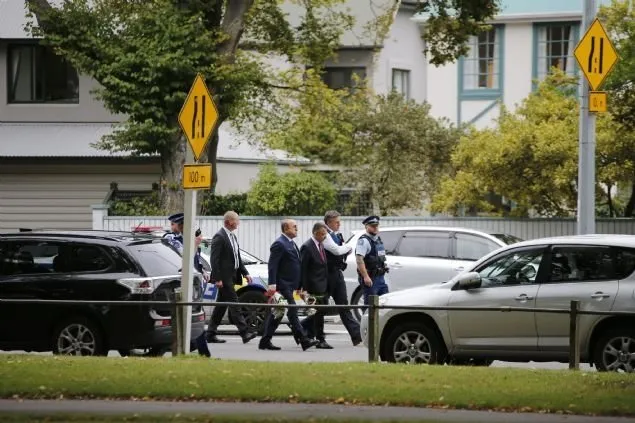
top-left (324, 229), bottom-right (352, 255)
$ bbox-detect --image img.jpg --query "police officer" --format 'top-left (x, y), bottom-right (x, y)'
top-left (355, 215), bottom-right (389, 305)
top-left (163, 213), bottom-right (211, 357)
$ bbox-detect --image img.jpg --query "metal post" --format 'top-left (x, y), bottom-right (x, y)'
top-left (367, 295), bottom-right (380, 363)
top-left (172, 290), bottom-right (184, 355)
top-left (569, 300), bottom-right (580, 370)
top-left (577, 0), bottom-right (597, 235)
top-left (180, 148), bottom-right (196, 354)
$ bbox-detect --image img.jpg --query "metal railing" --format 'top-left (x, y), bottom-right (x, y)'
top-left (1, 296), bottom-right (634, 370)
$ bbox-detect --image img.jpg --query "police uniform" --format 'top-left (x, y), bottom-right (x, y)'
top-left (163, 213), bottom-right (203, 273)
top-left (164, 213), bottom-right (210, 357)
top-left (355, 215), bottom-right (389, 305)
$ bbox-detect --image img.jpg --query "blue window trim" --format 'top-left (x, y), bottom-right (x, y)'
top-left (457, 24), bottom-right (505, 101)
top-left (531, 21), bottom-right (581, 90)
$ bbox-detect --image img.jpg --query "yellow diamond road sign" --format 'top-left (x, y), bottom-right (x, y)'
top-left (574, 18), bottom-right (619, 91)
top-left (178, 73), bottom-right (219, 161)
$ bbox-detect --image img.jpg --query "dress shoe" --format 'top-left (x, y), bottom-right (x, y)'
top-left (352, 338), bottom-right (363, 347)
top-left (316, 340), bottom-right (333, 349)
top-left (206, 333), bottom-right (226, 343)
top-left (301, 338), bottom-right (319, 351)
top-left (241, 331), bottom-right (257, 344)
top-left (195, 335), bottom-right (211, 357)
top-left (258, 342), bottom-right (281, 350)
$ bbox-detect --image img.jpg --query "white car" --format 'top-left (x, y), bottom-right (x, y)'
top-left (360, 234), bottom-right (635, 372)
top-left (342, 226), bottom-right (522, 320)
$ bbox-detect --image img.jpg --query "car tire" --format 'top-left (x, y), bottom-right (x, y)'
top-left (592, 326), bottom-right (635, 373)
top-left (237, 290), bottom-right (269, 335)
top-left (382, 321), bottom-right (447, 365)
top-left (52, 316), bottom-right (106, 356)
top-left (351, 287), bottom-right (364, 322)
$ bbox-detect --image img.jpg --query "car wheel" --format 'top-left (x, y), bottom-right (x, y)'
top-left (383, 321), bottom-right (447, 365)
top-left (448, 357), bottom-right (493, 367)
top-left (351, 287), bottom-right (364, 322)
top-left (238, 290), bottom-right (269, 335)
top-left (593, 327), bottom-right (635, 373)
top-left (52, 316), bottom-right (105, 356)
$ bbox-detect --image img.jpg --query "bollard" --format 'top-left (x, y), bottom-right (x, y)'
top-left (569, 300), bottom-right (580, 370)
top-left (368, 295), bottom-right (379, 363)
top-left (172, 290), bottom-right (184, 356)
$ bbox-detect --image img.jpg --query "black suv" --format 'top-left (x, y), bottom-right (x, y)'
top-left (0, 230), bottom-right (205, 356)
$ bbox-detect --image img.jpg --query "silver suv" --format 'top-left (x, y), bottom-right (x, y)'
top-left (343, 226), bottom-right (522, 320)
top-left (360, 235), bottom-right (635, 372)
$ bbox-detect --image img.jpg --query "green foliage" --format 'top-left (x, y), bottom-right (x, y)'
top-left (200, 193), bottom-right (249, 216)
top-left (246, 164), bottom-right (337, 216)
top-left (429, 70), bottom-right (631, 217)
top-left (109, 192), bottom-right (165, 217)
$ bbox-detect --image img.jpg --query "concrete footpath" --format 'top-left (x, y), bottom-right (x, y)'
top-left (1, 399), bottom-right (635, 423)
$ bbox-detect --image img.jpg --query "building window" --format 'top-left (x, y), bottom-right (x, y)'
top-left (7, 44), bottom-right (79, 104)
top-left (321, 67), bottom-right (366, 90)
top-left (534, 23), bottom-right (579, 82)
top-left (391, 69), bottom-right (410, 99)
top-left (461, 27), bottom-right (502, 92)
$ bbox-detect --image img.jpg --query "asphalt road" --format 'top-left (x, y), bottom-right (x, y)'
top-left (1, 322), bottom-right (594, 371)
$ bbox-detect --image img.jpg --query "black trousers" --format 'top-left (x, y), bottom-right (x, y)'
top-left (207, 278), bottom-right (248, 335)
top-left (260, 286), bottom-right (307, 344)
top-left (303, 269), bottom-right (361, 343)
top-left (300, 292), bottom-right (329, 342)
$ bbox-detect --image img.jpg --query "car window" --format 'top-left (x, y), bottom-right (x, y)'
top-left (396, 231), bottom-right (451, 259)
top-left (377, 230), bottom-right (403, 254)
top-left (67, 245), bottom-right (112, 273)
top-left (615, 248), bottom-right (635, 279)
top-left (490, 233), bottom-right (523, 244)
top-left (0, 240), bottom-right (61, 275)
top-left (547, 246), bottom-right (615, 283)
top-left (126, 241), bottom-right (183, 277)
top-left (475, 247), bottom-right (545, 288)
top-left (455, 233), bottom-right (502, 261)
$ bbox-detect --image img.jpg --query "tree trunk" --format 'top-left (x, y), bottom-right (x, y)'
top-left (624, 175), bottom-right (635, 217)
top-left (160, 132), bottom-right (187, 214)
top-left (606, 183), bottom-right (614, 218)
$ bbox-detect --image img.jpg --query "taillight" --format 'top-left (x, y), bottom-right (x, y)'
top-left (117, 277), bottom-right (161, 294)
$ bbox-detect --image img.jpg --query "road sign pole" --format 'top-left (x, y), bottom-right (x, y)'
top-left (577, 0), bottom-right (597, 235)
top-left (180, 147), bottom-right (196, 355)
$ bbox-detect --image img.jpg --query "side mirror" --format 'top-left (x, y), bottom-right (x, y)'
top-left (457, 272), bottom-right (482, 290)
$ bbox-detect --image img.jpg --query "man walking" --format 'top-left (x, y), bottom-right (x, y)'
top-left (205, 211), bottom-right (257, 344)
top-left (316, 210), bottom-right (361, 346)
top-left (259, 219), bottom-right (318, 351)
top-left (299, 222), bottom-right (332, 349)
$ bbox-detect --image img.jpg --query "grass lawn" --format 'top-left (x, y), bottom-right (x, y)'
top-left (1, 355), bottom-right (634, 417)
top-left (0, 415), bottom-right (449, 423)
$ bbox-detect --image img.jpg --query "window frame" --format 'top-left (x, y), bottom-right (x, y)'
top-left (320, 66), bottom-right (367, 91)
top-left (391, 68), bottom-right (410, 99)
top-left (6, 42), bottom-right (80, 105)
top-left (452, 232), bottom-right (503, 261)
top-left (543, 244), bottom-right (618, 285)
top-left (532, 21), bottom-right (581, 89)
top-left (458, 24), bottom-right (505, 99)
top-left (471, 245), bottom-right (549, 289)
top-left (395, 230), bottom-right (452, 260)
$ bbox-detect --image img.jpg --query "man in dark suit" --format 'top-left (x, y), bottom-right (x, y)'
top-left (205, 211), bottom-right (257, 344)
top-left (258, 219), bottom-right (318, 351)
top-left (299, 222), bottom-right (332, 349)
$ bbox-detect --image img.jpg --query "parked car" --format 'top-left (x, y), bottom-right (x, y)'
top-left (360, 234), bottom-right (635, 372)
top-left (0, 230), bottom-right (206, 356)
top-left (342, 226), bottom-right (523, 320)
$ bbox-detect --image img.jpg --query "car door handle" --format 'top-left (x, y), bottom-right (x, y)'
top-left (591, 292), bottom-right (610, 299)
top-left (514, 294), bottom-right (534, 301)
top-left (453, 266), bottom-right (464, 272)
top-left (391, 262), bottom-right (402, 268)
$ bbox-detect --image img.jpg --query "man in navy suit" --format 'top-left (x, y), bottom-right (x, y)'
top-left (258, 219), bottom-right (319, 351)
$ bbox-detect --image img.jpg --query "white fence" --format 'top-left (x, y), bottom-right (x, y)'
top-left (92, 206), bottom-right (635, 261)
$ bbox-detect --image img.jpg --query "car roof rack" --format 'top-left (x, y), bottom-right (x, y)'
top-left (0, 229), bottom-right (158, 242)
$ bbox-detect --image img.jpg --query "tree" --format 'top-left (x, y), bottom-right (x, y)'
top-left (25, 0), bottom-right (501, 213)
top-left (245, 163), bottom-right (337, 215)
top-left (429, 71), bottom-right (632, 217)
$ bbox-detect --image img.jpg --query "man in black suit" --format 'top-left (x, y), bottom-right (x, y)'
top-left (258, 219), bottom-right (318, 351)
top-left (205, 211), bottom-right (257, 344)
top-left (299, 222), bottom-right (332, 349)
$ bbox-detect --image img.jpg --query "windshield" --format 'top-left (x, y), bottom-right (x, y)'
top-left (126, 241), bottom-right (183, 276)
top-left (490, 233), bottom-right (523, 245)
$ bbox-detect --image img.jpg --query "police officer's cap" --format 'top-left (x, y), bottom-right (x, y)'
top-left (168, 212), bottom-right (184, 224)
top-left (362, 215), bottom-right (380, 226)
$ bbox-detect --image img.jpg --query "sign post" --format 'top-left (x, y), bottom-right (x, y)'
top-left (573, 0), bottom-right (618, 235)
top-left (176, 73), bottom-right (219, 354)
